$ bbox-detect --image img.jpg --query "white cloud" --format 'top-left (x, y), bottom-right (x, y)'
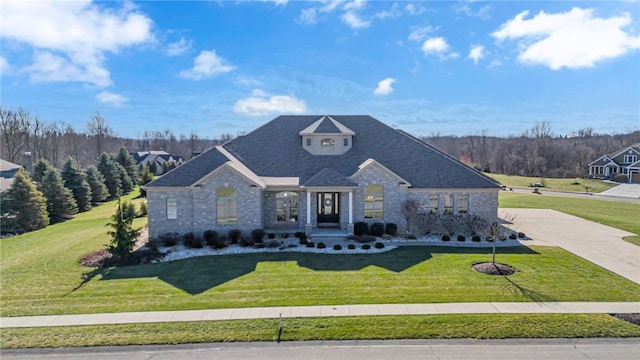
top-left (421, 37), bottom-right (459, 59)
top-left (234, 89), bottom-right (307, 116)
top-left (179, 50), bottom-right (236, 80)
top-left (320, 0), bottom-right (346, 12)
top-left (373, 3), bottom-right (401, 20)
top-left (0, 0), bottom-right (154, 87)
top-left (468, 45), bottom-right (485, 64)
top-left (374, 77), bottom-right (395, 96)
top-left (296, 8), bottom-right (318, 25)
top-left (341, 11), bottom-right (370, 29)
top-left (96, 91), bottom-right (129, 107)
top-left (0, 56), bottom-right (10, 75)
top-left (456, 3), bottom-right (491, 19)
top-left (236, 75), bottom-right (262, 86)
top-left (259, 0), bottom-right (288, 5)
top-left (343, 0), bottom-right (366, 11)
top-left (166, 37), bottom-right (192, 57)
top-left (408, 25), bottom-right (437, 42)
top-left (405, 3), bottom-right (426, 16)
top-left (492, 8), bottom-right (640, 70)
top-left (488, 59), bottom-right (503, 68)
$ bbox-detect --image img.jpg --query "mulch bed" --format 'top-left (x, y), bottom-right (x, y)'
top-left (79, 249), bottom-right (111, 267)
top-left (471, 262), bottom-right (517, 275)
top-left (613, 313), bottom-right (640, 326)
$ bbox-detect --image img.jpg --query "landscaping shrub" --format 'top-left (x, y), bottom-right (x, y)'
top-left (614, 173), bottom-right (628, 183)
top-left (306, 241), bottom-right (315, 248)
top-left (354, 221), bottom-right (368, 236)
top-left (333, 244), bottom-right (342, 251)
top-left (159, 232), bottom-right (181, 247)
top-left (486, 236), bottom-right (494, 242)
top-left (251, 229), bottom-right (265, 244)
top-left (228, 229), bottom-right (242, 244)
top-left (406, 234), bottom-right (417, 240)
top-left (457, 235), bottom-right (465, 242)
top-left (362, 244), bottom-right (371, 250)
top-left (509, 233), bottom-right (518, 240)
top-left (441, 235), bottom-right (450, 241)
top-left (317, 242), bottom-right (326, 249)
top-left (442, 214), bottom-right (462, 236)
top-left (499, 234), bottom-right (507, 241)
top-left (294, 231), bottom-right (304, 239)
top-left (348, 244), bottom-right (356, 250)
top-left (138, 201), bottom-right (147, 217)
top-left (518, 232), bottom-right (526, 238)
top-left (239, 236), bottom-right (255, 247)
top-left (472, 235), bottom-right (481, 242)
top-left (299, 235), bottom-right (308, 245)
top-left (183, 232), bottom-right (203, 248)
top-left (281, 233), bottom-right (289, 239)
top-left (268, 233), bottom-right (276, 239)
top-left (146, 237), bottom-right (161, 250)
top-left (204, 230), bottom-right (225, 249)
top-left (369, 222), bottom-right (385, 237)
top-left (385, 223), bottom-right (398, 236)
top-left (347, 234), bottom-right (376, 243)
top-left (375, 242), bottom-right (384, 249)
top-left (265, 239), bottom-right (280, 248)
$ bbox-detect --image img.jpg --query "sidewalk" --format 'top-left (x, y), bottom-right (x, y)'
top-left (2, 302), bottom-right (639, 329)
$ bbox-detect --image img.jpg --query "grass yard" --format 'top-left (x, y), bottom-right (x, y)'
top-left (3, 314), bottom-right (640, 349)
top-left (499, 192), bottom-right (640, 245)
top-left (487, 173), bottom-right (616, 193)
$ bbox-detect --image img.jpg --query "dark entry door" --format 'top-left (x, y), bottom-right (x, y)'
top-left (317, 192), bottom-right (339, 226)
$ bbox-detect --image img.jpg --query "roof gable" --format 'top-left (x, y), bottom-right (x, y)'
top-left (304, 167), bottom-right (357, 187)
top-left (299, 115), bottom-right (355, 135)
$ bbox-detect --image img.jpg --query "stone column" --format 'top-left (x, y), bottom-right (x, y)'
top-left (347, 190), bottom-right (354, 235)
top-left (306, 191), bottom-right (312, 236)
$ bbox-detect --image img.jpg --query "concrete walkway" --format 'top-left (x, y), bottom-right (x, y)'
top-left (2, 302), bottom-right (639, 329)
top-left (599, 183), bottom-right (640, 199)
top-left (504, 209), bottom-right (640, 284)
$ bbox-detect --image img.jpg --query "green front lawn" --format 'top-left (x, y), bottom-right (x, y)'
top-left (3, 314), bottom-right (640, 349)
top-left (488, 173), bottom-right (616, 193)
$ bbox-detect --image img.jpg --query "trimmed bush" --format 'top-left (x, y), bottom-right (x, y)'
top-left (354, 221), bottom-right (368, 236)
top-left (265, 239), bottom-right (280, 248)
top-left (294, 231), bottom-right (304, 239)
top-left (499, 234), bottom-right (507, 241)
top-left (251, 229), bottom-right (265, 243)
top-left (457, 235), bottom-right (465, 242)
top-left (369, 222), bottom-right (384, 237)
top-left (406, 234), bottom-right (417, 240)
top-left (472, 235), bottom-right (481, 242)
top-left (239, 236), bottom-right (255, 247)
top-left (509, 233), bottom-right (518, 240)
top-left (160, 233), bottom-right (181, 247)
top-left (317, 242), bottom-right (326, 249)
top-left (183, 232), bottom-right (203, 248)
top-left (348, 244), bottom-right (356, 250)
top-left (299, 236), bottom-right (308, 245)
top-left (228, 229), bottom-right (242, 244)
top-left (614, 173), bottom-right (628, 183)
top-left (385, 223), bottom-right (398, 236)
top-left (333, 244), bottom-right (342, 251)
top-left (375, 242), bottom-right (384, 249)
top-left (518, 232), bottom-right (526, 238)
top-left (204, 230), bottom-right (224, 249)
top-left (441, 235), bottom-right (450, 241)
top-left (347, 234), bottom-right (376, 243)
top-left (281, 233), bottom-right (289, 239)
top-left (268, 233), bottom-right (276, 239)
top-left (306, 241), bottom-right (315, 248)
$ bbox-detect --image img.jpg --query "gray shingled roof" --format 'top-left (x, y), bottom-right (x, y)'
top-left (148, 115), bottom-right (500, 189)
top-left (304, 167), bottom-right (358, 187)
top-left (313, 117), bottom-right (342, 133)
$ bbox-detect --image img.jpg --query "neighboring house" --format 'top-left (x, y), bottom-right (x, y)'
top-left (0, 159), bottom-right (23, 193)
top-left (588, 143), bottom-right (640, 183)
top-left (144, 115), bottom-right (501, 238)
top-left (131, 151), bottom-right (184, 175)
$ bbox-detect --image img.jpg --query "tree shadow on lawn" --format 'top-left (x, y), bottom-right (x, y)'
top-left (96, 246), bottom-right (539, 295)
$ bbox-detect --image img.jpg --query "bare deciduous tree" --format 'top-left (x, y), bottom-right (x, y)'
top-left (86, 112), bottom-right (114, 158)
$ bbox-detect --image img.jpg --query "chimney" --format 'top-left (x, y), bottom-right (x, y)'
top-left (21, 152), bottom-right (33, 174)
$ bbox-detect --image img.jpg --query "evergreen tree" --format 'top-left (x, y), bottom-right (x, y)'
top-left (40, 169), bottom-right (78, 223)
top-left (138, 164), bottom-right (154, 198)
top-left (61, 157), bottom-right (92, 212)
top-left (96, 152), bottom-right (122, 199)
top-left (125, 201), bottom-right (137, 220)
top-left (2, 169), bottom-right (49, 232)
top-left (107, 199), bottom-right (141, 257)
top-left (115, 162), bottom-right (133, 194)
top-left (114, 147), bottom-right (139, 185)
top-left (85, 165), bottom-right (109, 204)
top-left (148, 161), bottom-right (158, 175)
top-left (31, 158), bottom-right (55, 186)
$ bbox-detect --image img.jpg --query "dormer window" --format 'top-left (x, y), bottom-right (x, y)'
top-left (321, 138), bottom-right (335, 148)
top-left (306, 138), bottom-right (311, 146)
top-left (344, 138), bottom-right (349, 146)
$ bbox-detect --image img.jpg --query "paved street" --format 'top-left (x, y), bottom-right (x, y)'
top-left (2, 339), bottom-right (639, 360)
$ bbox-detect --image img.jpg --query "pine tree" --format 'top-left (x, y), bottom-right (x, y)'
top-left (138, 164), bottom-right (154, 198)
top-left (2, 169), bottom-right (49, 232)
top-left (114, 147), bottom-right (139, 185)
top-left (61, 157), bottom-right (92, 212)
top-left (31, 158), bottom-right (55, 186)
top-left (85, 165), bottom-right (109, 204)
top-left (96, 152), bottom-right (122, 199)
top-left (107, 199), bottom-right (141, 257)
top-left (40, 169), bottom-right (78, 223)
top-left (115, 162), bottom-right (133, 194)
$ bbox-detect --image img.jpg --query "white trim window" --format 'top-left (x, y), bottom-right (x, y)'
top-left (443, 194), bottom-right (454, 215)
top-left (166, 198), bottom-right (177, 219)
top-left (429, 194), bottom-right (438, 214)
top-left (321, 138), bottom-right (335, 149)
top-left (216, 187), bottom-right (237, 224)
top-left (624, 155), bottom-right (638, 164)
top-left (364, 184), bottom-right (383, 219)
top-left (276, 191), bottom-right (299, 222)
top-left (458, 193), bottom-right (469, 214)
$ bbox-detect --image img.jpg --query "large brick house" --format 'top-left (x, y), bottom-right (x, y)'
top-left (144, 115), bottom-right (500, 238)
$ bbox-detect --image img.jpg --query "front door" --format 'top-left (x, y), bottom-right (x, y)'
top-left (317, 192), bottom-right (339, 227)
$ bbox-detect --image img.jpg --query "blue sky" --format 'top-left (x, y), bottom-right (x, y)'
top-left (1, 0), bottom-right (639, 139)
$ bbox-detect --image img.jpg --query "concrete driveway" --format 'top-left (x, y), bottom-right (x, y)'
top-left (599, 183), bottom-right (640, 199)
top-left (502, 209), bottom-right (640, 285)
